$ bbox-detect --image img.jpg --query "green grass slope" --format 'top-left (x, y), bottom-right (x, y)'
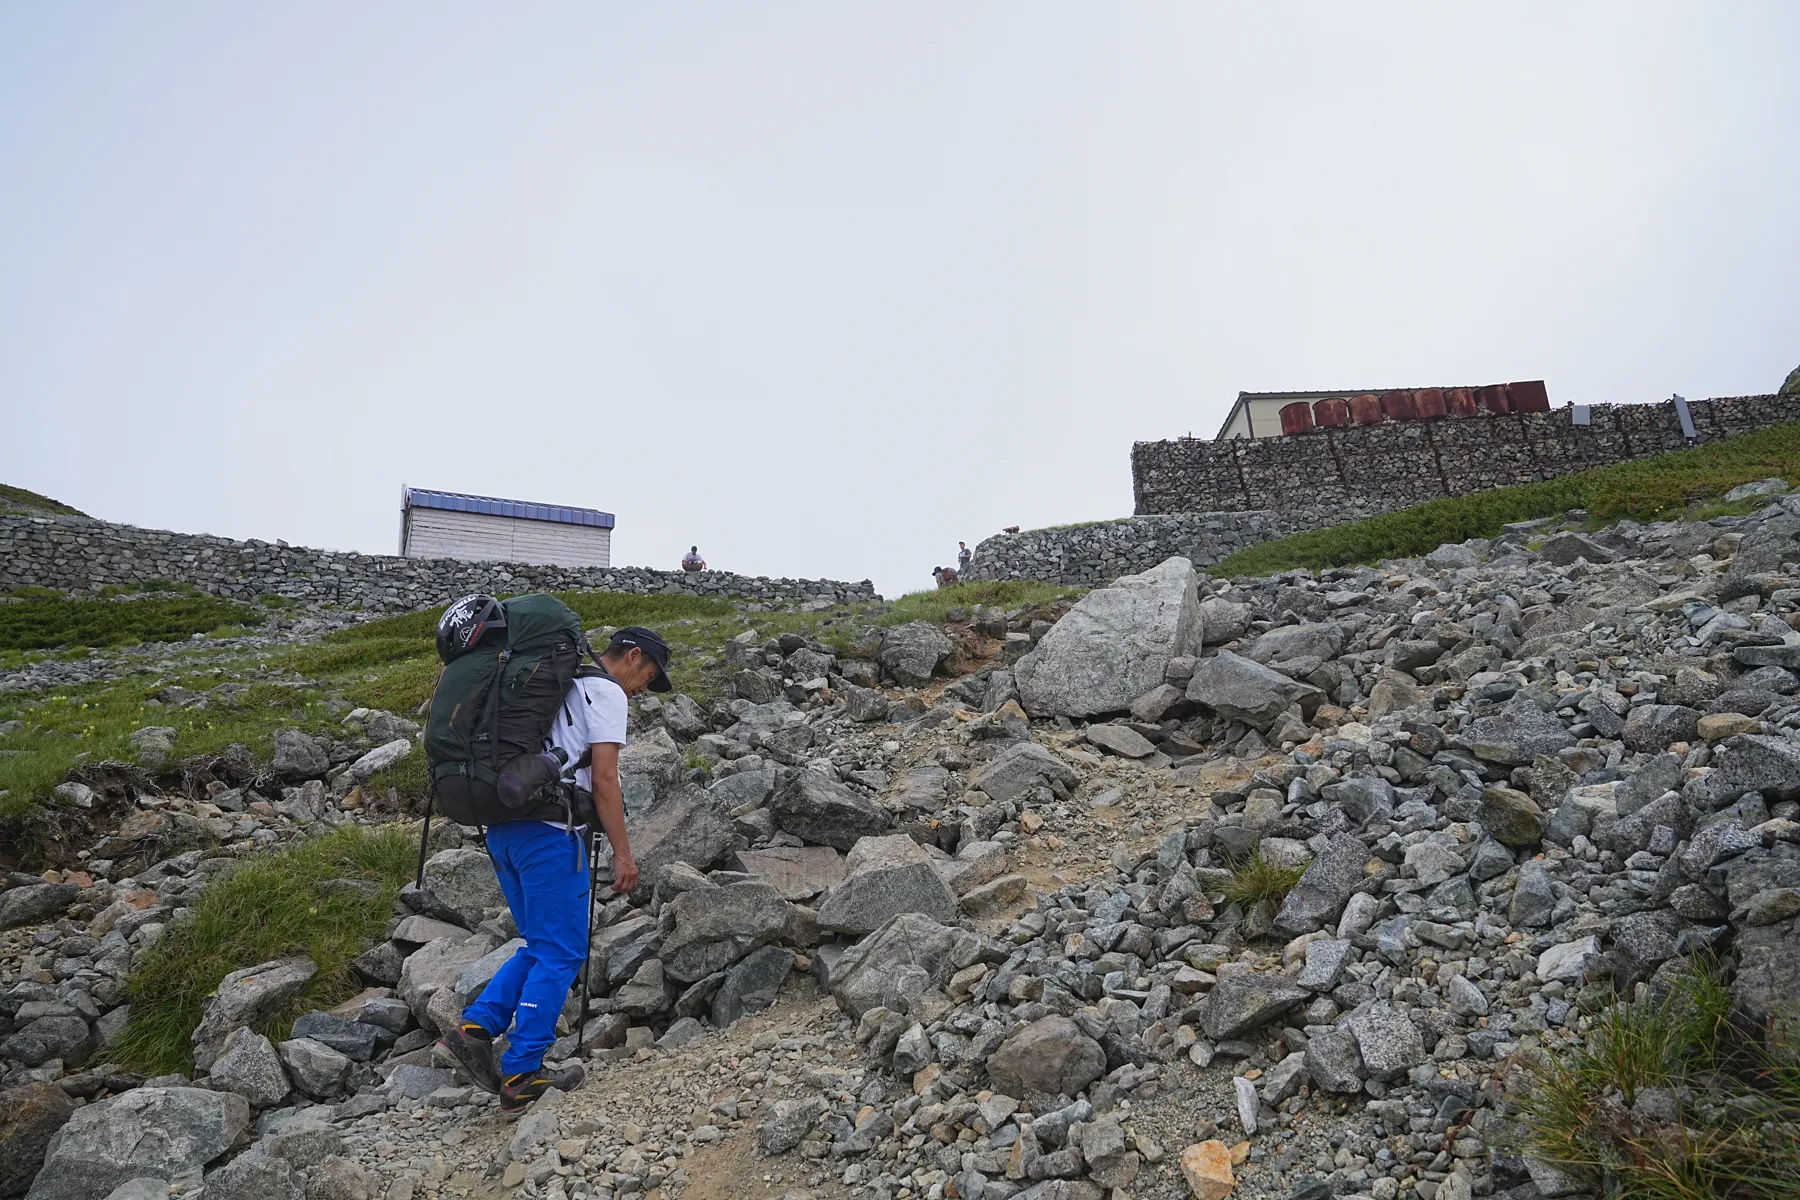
top-left (0, 483), bottom-right (85, 516)
top-left (1212, 422), bottom-right (1800, 577)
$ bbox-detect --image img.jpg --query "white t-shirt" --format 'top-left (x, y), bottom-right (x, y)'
top-left (544, 673), bottom-right (629, 795)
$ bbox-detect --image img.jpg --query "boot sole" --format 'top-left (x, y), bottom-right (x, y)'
top-left (435, 1033), bottom-right (502, 1096)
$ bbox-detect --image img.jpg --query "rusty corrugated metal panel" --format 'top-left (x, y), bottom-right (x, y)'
top-left (1381, 391), bottom-right (1417, 422)
top-left (1350, 394), bottom-right (1386, 424)
top-left (1507, 380), bottom-right (1550, 413)
top-left (1414, 388), bottom-right (1446, 419)
top-left (1476, 384), bottom-right (1511, 415)
top-left (1443, 387), bottom-right (1476, 417)
top-left (1314, 398), bottom-right (1350, 428)
top-left (1279, 401), bottom-right (1316, 436)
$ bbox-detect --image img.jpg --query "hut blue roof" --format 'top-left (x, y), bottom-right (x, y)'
top-left (401, 487), bottom-right (615, 529)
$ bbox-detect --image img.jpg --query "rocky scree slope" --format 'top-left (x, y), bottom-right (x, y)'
top-left (1, 492), bottom-right (1799, 1200)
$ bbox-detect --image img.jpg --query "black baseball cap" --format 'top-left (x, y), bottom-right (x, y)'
top-left (608, 626), bottom-right (672, 692)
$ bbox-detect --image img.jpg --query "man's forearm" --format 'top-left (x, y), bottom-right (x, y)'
top-left (592, 775), bottom-right (632, 865)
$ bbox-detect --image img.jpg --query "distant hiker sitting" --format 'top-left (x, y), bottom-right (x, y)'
top-left (933, 565), bottom-right (959, 588)
top-left (957, 541), bottom-right (972, 574)
top-left (681, 545), bottom-right (706, 572)
top-left (437, 625), bottom-right (671, 1117)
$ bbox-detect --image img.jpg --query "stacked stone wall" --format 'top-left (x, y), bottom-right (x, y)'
top-left (1132, 393), bottom-right (1800, 516)
top-left (963, 511), bottom-right (1303, 586)
top-left (0, 514), bottom-right (877, 610)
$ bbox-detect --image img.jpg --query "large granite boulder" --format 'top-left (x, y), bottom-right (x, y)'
top-left (816, 835), bottom-right (959, 936)
top-left (191, 957), bottom-right (317, 1072)
top-left (26, 1087), bottom-right (248, 1200)
top-left (1015, 557), bottom-right (1204, 718)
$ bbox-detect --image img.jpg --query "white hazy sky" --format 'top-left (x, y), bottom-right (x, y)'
top-left (5, 5), bottom-right (1798, 600)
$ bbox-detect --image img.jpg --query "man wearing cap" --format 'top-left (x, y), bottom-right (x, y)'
top-left (441, 626), bottom-right (672, 1115)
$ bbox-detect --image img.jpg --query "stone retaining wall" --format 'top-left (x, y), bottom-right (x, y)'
top-left (963, 510), bottom-right (1311, 586)
top-left (0, 514), bottom-right (877, 610)
top-left (1133, 393), bottom-right (1800, 515)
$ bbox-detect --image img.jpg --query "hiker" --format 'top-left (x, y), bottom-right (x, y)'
top-left (957, 541), bottom-right (972, 574)
top-left (681, 545), bottom-right (706, 572)
top-left (437, 623), bottom-right (672, 1116)
top-left (933, 565), bottom-right (959, 588)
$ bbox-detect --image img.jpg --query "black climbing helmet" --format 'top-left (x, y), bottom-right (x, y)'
top-left (436, 594), bottom-right (507, 663)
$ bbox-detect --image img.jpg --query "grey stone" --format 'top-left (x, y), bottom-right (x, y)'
top-left (623, 784), bottom-right (737, 903)
top-left (420, 848), bottom-right (504, 928)
top-left (1014, 557), bottom-right (1203, 718)
top-left (453, 937), bottom-right (526, 1004)
top-left (769, 772), bottom-right (891, 852)
top-left (275, 1037), bottom-right (350, 1099)
top-left (1, 1014), bottom-right (93, 1068)
top-left (661, 693), bottom-right (711, 739)
top-left (1480, 786), bottom-right (1546, 847)
top-left (1446, 973), bottom-right (1489, 1017)
top-left (347, 739), bottom-right (411, 780)
top-left (1464, 699), bottom-right (1575, 765)
top-left (879, 621), bottom-right (954, 687)
top-left (305, 1155), bottom-right (374, 1200)
top-left (986, 1016), bottom-right (1107, 1099)
top-left (967, 742), bottom-right (1081, 804)
top-left (1200, 973), bottom-right (1310, 1040)
top-left (25, 1087), bottom-right (248, 1200)
top-left (712, 944), bottom-right (794, 1027)
top-left (1199, 597), bottom-right (1252, 645)
top-left (1692, 734), bottom-right (1800, 804)
top-left (1304, 1027), bottom-right (1363, 1093)
top-left (829, 912), bottom-right (969, 1018)
top-left (1509, 861), bottom-right (1557, 928)
top-left (1245, 622), bottom-right (1345, 665)
top-left (1083, 724), bottom-right (1157, 758)
top-left (732, 845), bottom-right (845, 900)
top-left (0, 883), bottom-right (79, 931)
top-left (204, 1153), bottom-right (306, 1200)
top-left (191, 956), bottom-right (317, 1071)
top-left (207, 1027), bottom-right (290, 1108)
top-left (1733, 916), bottom-right (1800, 1037)
top-left (289, 1010), bottom-right (382, 1061)
top-left (959, 874), bottom-right (1030, 917)
top-left (1272, 834), bottom-right (1368, 937)
top-left (1623, 705), bottom-right (1701, 752)
top-left (1129, 683), bottom-right (1188, 724)
top-left (1333, 777), bottom-right (1395, 826)
top-left (271, 729), bottom-right (329, 780)
top-left (382, 1065), bottom-right (455, 1100)
top-left (1186, 651), bottom-right (1325, 732)
top-left (1296, 939), bottom-right (1353, 992)
top-left (1610, 909), bottom-right (1687, 988)
top-left (127, 726), bottom-right (178, 768)
top-left (817, 834), bottom-right (960, 936)
top-left (1347, 1002), bottom-right (1424, 1080)
top-left (1536, 936), bottom-right (1603, 984)
top-left (757, 1097), bottom-right (825, 1155)
top-left (1539, 531), bottom-right (1617, 566)
top-left (660, 881), bottom-right (789, 983)
top-left (396, 933), bottom-right (499, 1032)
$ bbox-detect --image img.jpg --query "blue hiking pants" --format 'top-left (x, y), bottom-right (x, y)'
top-left (460, 820), bottom-right (589, 1075)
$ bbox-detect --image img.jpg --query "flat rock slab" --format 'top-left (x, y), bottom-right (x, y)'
top-left (733, 846), bottom-right (846, 900)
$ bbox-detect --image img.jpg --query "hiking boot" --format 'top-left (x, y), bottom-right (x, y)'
top-left (437, 1021), bottom-right (502, 1096)
top-left (499, 1062), bottom-right (586, 1118)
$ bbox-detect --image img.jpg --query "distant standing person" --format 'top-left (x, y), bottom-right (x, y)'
top-left (681, 546), bottom-right (706, 573)
top-left (957, 541), bottom-right (972, 574)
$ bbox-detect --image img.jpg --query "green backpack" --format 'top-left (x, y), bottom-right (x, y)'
top-left (423, 593), bottom-right (593, 828)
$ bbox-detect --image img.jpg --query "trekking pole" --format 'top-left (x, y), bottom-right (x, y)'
top-left (577, 829), bottom-right (600, 1055)
top-left (415, 786), bottom-right (435, 892)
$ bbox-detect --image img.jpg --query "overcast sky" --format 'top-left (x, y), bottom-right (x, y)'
top-left (5, 5), bottom-right (1797, 599)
